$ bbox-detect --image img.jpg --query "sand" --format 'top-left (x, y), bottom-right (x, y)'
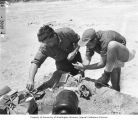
top-left (0, 0), bottom-right (138, 115)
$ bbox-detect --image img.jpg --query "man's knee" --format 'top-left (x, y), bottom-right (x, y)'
top-left (108, 41), bottom-right (119, 51)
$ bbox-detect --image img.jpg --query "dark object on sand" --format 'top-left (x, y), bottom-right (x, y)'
top-left (37, 70), bottom-right (65, 91)
top-left (0, 90), bottom-right (39, 114)
top-left (0, 86), bottom-right (11, 97)
top-left (0, 91), bottom-right (18, 114)
top-left (52, 90), bottom-right (80, 114)
top-left (79, 85), bottom-right (92, 100)
top-left (15, 92), bottom-right (38, 114)
top-left (84, 77), bottom-right (112, 89)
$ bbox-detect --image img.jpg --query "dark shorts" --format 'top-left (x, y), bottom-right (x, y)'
top-left (55, 52), bottom-right (83, 76)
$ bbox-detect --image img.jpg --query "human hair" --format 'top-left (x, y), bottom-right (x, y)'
top-left (37, 25), bottom-right (55, 42)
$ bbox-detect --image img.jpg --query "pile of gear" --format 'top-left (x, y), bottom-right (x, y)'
top-left (0, 87), bottom-right (45, 114)
top-left (0, 70), bottom-right (111, 115)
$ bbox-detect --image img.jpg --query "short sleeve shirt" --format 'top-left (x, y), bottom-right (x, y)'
top-left (86, 30), bottom-right (126, 58)
top-left (31, 27), bottom-right (80, 67)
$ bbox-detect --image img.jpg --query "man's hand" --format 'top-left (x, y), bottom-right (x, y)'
top-left (72, 62), bottom-right (85, 71)
top-left (73, 74), bottom-right (82, 80)
top-left (26, 80), bottom-right (34, 91)
top-left (67, 51), bottom-right (77, 61)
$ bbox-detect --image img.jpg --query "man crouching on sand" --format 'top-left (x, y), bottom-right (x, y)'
top-left (73, 28), bottom-right (136, 91)
top-left (26, 25), bottom-right (83, 91)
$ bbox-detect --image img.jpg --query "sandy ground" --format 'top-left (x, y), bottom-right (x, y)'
top-left (0, 0), bottom-right (138, 100)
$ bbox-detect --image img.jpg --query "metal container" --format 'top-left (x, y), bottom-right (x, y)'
top-left (52, 90), bottom-right (79, 114)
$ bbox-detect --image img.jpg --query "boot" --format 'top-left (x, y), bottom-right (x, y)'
top-left (95, 70), bottom-right (111, 88)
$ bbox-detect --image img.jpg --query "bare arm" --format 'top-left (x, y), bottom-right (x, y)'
top-left (26, 63), bottom-right (39, 91)
top-left (83, 54), bottom-right (92, 66)
top-left (67, 33), bottom-right (81, 61)
top-left (73, 44), bottom-right (80, 53)
top-left (83, 46), bottom-right (95, 65)
top-left (72, 51), bottom-right (93, 71)
top-left (67, 43), bottom-right (80, 61)
top-left (26, 46), bottom-right (47, 91)
top-left (29, 63), bottom-right (39, 83)
top-left (84, 55), bottom-right (106, 70)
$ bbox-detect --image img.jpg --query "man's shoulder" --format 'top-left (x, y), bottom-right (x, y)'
top-left (98, 30), bottom-right (123, 38)
top-left (55, 27), bottom-right (76, 34)
top-left (98, 30), bottom-right (126, 45)
top-left (102, 30), bottom-right (122, 36)
top-left (105, 30), bottom-right (125, 39)
top-left (98, 30), bottom-right (115, 34)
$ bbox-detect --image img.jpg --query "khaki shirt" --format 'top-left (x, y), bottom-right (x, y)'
top-left (86, 30), bottom-right (126, 58)
top-left (31, 27), bottom-right (80, 67)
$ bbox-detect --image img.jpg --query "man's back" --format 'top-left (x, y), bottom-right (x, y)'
top-left (86, 30), bottom-right (126, 56)
top-left (97, 30), bottom-right (126, 45)
top-left (55, 27), bottom-right (80, 53)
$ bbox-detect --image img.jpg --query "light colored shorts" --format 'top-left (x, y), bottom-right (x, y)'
top-left (114, 49), bottom-right (136, 68)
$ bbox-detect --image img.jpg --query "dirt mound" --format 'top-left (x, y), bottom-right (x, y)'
top-left (36, 73), bottom-right (138, 114)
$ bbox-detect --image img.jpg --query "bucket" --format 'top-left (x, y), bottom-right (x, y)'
top-left (52, 90), bottom-right (79, 114)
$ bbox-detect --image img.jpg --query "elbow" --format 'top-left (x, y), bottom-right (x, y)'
top-left (30, 63), bottom-right (40, 71)
top-left (99, 62), bottom-right (106, 68)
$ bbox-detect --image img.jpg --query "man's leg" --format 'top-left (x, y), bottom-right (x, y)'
top-left (105, 41), bottom-right (129, 72)
top-left (111, 68), bottom-right (121, 91)
top-left (95, 41), bottom-right (129, 88)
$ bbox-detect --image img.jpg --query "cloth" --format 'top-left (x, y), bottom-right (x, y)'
top-left (31, 27), bottom-right (80, 67)
top-left (86, 30), bottom-right (126, 58)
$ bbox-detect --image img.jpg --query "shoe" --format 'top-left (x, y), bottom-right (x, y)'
top-left (95, 71), bottom-right (111, 88)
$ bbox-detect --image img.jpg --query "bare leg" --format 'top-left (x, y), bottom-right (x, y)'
top-left (95, 41), bottom-right (129, 88)
top-left (105, 41), bottom-right (129, 72)
top-left (111, 68), bottom-right (121, 91)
